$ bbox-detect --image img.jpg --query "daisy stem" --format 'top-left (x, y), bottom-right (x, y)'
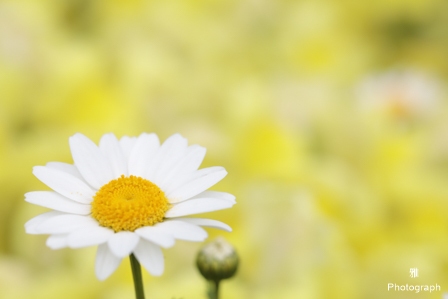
top-left (130, 254), bottom-right (145, 299)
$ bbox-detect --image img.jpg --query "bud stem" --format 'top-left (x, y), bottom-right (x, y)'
top-left (130, 254), bottom-right (146, 299)
top-left (208, 280), bottom-right (221, 299)
top-left (214, 280), bottom-right (220, 299)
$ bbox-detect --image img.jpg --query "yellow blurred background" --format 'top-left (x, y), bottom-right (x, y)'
top-left (1, 0), bottom-right (448, 298)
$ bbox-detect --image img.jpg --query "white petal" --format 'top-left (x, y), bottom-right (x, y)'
top-left (153, 220), bottom-right (208, 241)
top-left (33, 166), bottom-right (95, 204)
top-left (135, 226), bottom-right (175, 248)
top-left (69, 133), bottom-right (114, 189)
top-left (149, 133), bottom-right (188, 184)
top-left (67, 226), bottom-right (114, 249)
top-left (25, 211), bottom-right (65, 234)
top-left (46, 234), bottom-right (69, 249)
top-left (95, 243), bottom-right (122, 281)
top-left (158, 145), bottom-right (206, 190)
top-left (133, 239), bottom-right (164, 276)
top-left (108, 231), bottom-right (140, 258)
top-left (35, 214), bottom-right (98, 234)
top-left (176, 144), bottom-right (206, 173)
top-left (165, 198), bottom-right (235, 218)
top-left (189, 191), bottom-right (236, 204)
top-left (45, 162), bottom-right (86, 182)
top-left (176, 218), bottom-right (232, 232)
top-left (166, 167), bottom-right (227, 202)
top-left (119, 136), bottom-right (137, 161)
top-left (128, 133), bottom-right (159, 178)
top-left (165, 166), bottom-right (222, 194)
top-left (25, 191), bottom-right (91, 215)
top-left (99, 133), bottom-right (128, 178)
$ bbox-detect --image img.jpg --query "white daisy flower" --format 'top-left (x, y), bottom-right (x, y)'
top-left (25, 133), bottom-right (235, 281)
top-left (355, 69), bottom-right (441, 119)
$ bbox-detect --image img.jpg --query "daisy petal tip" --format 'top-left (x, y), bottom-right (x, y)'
top-left (25, 225), bottom-right (44, 235)
top-left (176, 218), bottom-right (232, 233)
top-left (47, 243), bottom-right (62, 250)
top-left (137, 132), bottom-right (158, 141)
top-left (170, 132), bottom-right (183, 138)
top-left (24, 226), bottom-right (35, 234)
top-left (164, 241), bottom-right (176, 249)
top-left (155, 237), bottom-right (176, 249)
top-left (46, 236), bottom-right (68, 250)
top-left (219, 225), bottom-right (233, 233)
top-left (71, 132), bottom-right (86, 139)
top-left (68, 133), bottom-right (84, 144)
top-left (95, 272), bottom-right (108, 281)
top-left (32, 165), bottom-right (43, 174)
top-left (193, 226), bottom-right (208, 241)
top-left (215, 166), bottom-right (227, 175)
top-left (67, 242), bottom-right (81, 249)
top-left (99, 133), bottom-right (115, 143)
top-left (151, 270), bottom-right (164, 277)
top-left (95, 244), bottom-right (122, 281)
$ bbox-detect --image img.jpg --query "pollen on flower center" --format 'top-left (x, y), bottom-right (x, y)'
top-left (91, 175), bottom-right (171, 232)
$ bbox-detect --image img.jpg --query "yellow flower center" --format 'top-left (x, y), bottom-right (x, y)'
top-left (91, 175), bottom-right (171, 232)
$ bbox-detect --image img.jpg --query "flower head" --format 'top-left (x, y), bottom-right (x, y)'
top-left (25, 133), bottom-right (235, 280)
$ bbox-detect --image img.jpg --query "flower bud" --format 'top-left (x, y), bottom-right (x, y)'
top-left (196, 237), bottom-right (239, 281)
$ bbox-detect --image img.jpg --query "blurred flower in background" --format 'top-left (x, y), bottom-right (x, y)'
top-left (355, 69), bottom-right (442, 120)
top-left (1, 0), bottom-right (448, 298)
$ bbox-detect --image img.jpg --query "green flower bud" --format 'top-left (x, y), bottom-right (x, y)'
top-left (196, 237), bottom-right (239, 282)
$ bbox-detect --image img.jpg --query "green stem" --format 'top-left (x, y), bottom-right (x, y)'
top-left (130, 254), bottom-right (145, 299)
top-left (214, 280), bottom-right (220, 299)
top-left (208, 280), bottom-right (221, 299)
